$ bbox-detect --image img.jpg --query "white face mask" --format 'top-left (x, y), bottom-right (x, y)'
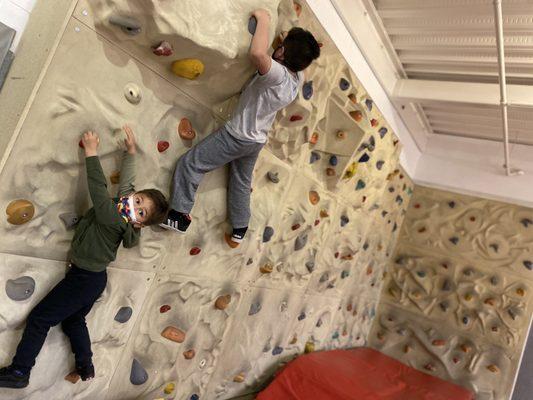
top-left (127, 195), bottom-right (138, 223)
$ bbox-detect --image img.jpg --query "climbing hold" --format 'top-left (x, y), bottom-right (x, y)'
top-left (350, 110), bottom-right (363, 122)
top-left (378, 127), bottom-right (388, 138)
top-left (259, 263), bottom-right (273, 274)
top-left (523, 260), bottom-right (532, 270)
top-left (267, 171), bottom-right (280, 183)
top-left (272, 346), bottom-right (283, 355)
top-left (332, 331), bottom-right (339, 339)
top-left (358, 153), bottom-right (370, 163)
top-left (319, 272), bottom-right (329, 283)
top-left (290, 114), bottom-right (303, 122)
top-left (298, 312), bottom-right (306, 321)
top-left (130, 359), bottom-right (148, 385)
top-left (462, 316), bottom-right (469, 325)
top-left (329, 155), bottom-right (338, 166)
top-left (190, 395), bottom-right (199, 400)
top-left (464, 293), bottom-right (473, 301)
top-left (6, 276), bottom-right (35, 301)
top-left (293, 1), bottom-right (302, 16)
top-left (152, 41), bottom-right (173, 56)
top-left (78, 139), bottom-right (85, 149)
top-left (355, 180), bottom-right (366, 190)
top-left (6, 199), bottom-right (35, 225)
top-left (315, 219), bottom-right (320, 226)
top-left (439, 301), bottom-right (449, 312)
top-left (520, 218), bottom-right (533, 228)
top-left (233, 373), bottom-right (245, 383)
top-left (449, 237), bottom-right (459, 245)
top-left (109, 15), bottom-right (142, 35)
top-left (289, 335), bottom-right (298, 344)
top-left (309, 191), bottom-right (320, 205)
top-left (326, 168), bottom-right (335, 176)
top-left (365, 98), bottom-right (373, 111)
top-left (344, 162), bottom-right (358, 179)
top-left (303, 81), bottom-right (313, 100)
top-left (336, 130), bottom-right (346, 140)
top-left (59, 212), bottom-right (80, 230)
top-left (448, 201), bottom-right (456, 208)
top-left (442, 279), bottom-right (451, 291)
top-left (114, 306), bottom-right (133, 323)
top-left (160, 304), bottom-right (171, 313)
top-left (340, 270), bottom-right (349, 279)
top-left (248, 16), bottom-right (257, 35)
top-left (157, 141), bottom-right (169, 153)
top-left (403, 345), bottom-right (412, 354)
top-left (164, 383), bottom-right (175, 394)
top-left (424, 363), bottom-right (436, 372)
top-left (161, 326), bottom-right (186, 343)
top-left (109, 171), bottom-right (121, 185)
top-left (508, 307), bottom-right (518, 320)
top-left (484, 298), bottom-right (495, 306)
top-left (339, 78), bottom-right (350, 91)
top-left (340, 215), bottom-right (349, 227)
top-left (295, 234), bottom-right (308, 251)
top-left (487, 364), bottom-right (499, 373)
top-left (432, 339), bottom-right (446, 346)
top-left (517, 287), bottom-right (525, 296)
top-left (305, 261), bottom-right (315, 273)
top-left (416, 271), bottom-right (426, 278)
top-left (370, 119), bottom-right (378, 127)
top-left (64, 371), bottom-right (80, 384)
top-left (249, 301), bottom-right (261, 315)
top-left (246, 258), bottom-right (253, 265)
top-left (262, 226), bottom-right (274, 242)
top-left (320, 209), bottom-right (329, 218)
top-left (171, 59), bottom-right (205, 80)
top-left (348, 93), bottom-right (357, 104)
top-left (304, 341), bottom-right (315, 353)
top-left (310, 151), bottom-right (321, 164)
top-left (183, 349), bottom-right (196, 360)
top-left (123, 83), bottom-right (142, 105)
top-left (215, 294), bottom-right (231, 310)
top-left (291, 223), bottom-right (301, 231)
top-left (190, 247), bottom-right (201, 256)
top-left (310, 132), bottom-right (319, 144)
top-left (178, 118), bottom-right (196, 140)
top-left (376, 160), bottom-right (385, 170)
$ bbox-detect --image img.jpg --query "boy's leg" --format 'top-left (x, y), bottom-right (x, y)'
top-left (227, 142), bottom-right (264, 241)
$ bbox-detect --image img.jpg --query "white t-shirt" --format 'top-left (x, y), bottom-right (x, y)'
top-left (225, 60), bottom-right (302, 143)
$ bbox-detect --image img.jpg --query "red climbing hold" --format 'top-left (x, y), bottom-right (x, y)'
top-left (78, 140), bottom-right (85, 149)
top-left (152, 40), bottom-right (173, 56)
top-left (371, 119), bottom-right (378, 127)
top-left (314, 219), bottom-right (320, 226)
top-left (190, 247), bottom-right (201, 256)
top-left (160, 304), bottom-right (171, 313)
top-left (291, 223), bottom-right (301, 231)
top-left (158, 141), bottom-right (169, 152)
top-left (290, 115), bottom-right (303, 122)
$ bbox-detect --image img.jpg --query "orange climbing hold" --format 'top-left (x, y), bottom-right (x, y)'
top-left (224, 232), bottom-right (240, 248)
top-left (348, 94), bottom-right (357, 104)
top-left (260, 263), bottom-right (274, 274)
top-left (487, 364), bottom-right (499, 373)
top-left (178, 118), bottom-right (196, 140)
top-left (183, 349), bottom-right (196, 360)
top-left (350, 111), bottom-right (363, 122)
top-left (6, 199), bottom-right (35, 225)
top-left (310, 132), bottom-right (319, 144)
top-left (64, 371), bottom-right (80, 384)
top-left (215, 294), bottom-right (232, 310)
top-left (161, 326), bottom-right (186, 343)
top-left (309, 191), bottom-right (320, 205)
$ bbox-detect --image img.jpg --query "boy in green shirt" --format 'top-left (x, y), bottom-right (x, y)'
top-left (0, 126), bottom-right (168, 388)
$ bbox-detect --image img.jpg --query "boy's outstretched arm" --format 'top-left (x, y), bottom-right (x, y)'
top-left (249, 9), bottom-right (272, 75)
top-left (82, 131), bottom-right (120, 224)
top-left (117, 125), bottom-right (137, 198)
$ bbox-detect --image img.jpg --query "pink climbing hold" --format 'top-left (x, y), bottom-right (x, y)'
top-left (152, 41), bottom-right (173, 56)
top-left (290, 114), bottom-right (303, 122)
top-left (190, 247), bottom-right (201, 256)
top-left (158, 141), bottom-right (169, 153)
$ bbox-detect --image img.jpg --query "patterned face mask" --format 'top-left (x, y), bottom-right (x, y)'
top-left (117, 195), bottom-right (137, 223)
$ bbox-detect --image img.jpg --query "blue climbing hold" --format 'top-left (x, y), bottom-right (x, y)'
top-left (339, 78), bottom-right (350, 91)
top-left (356, 180), bottom-right (366, 190)
top-left (310, 151), bottom-right (321, 164)
top-left (272, 346), bottom-right (283, 355)
top-left (249, 302), bottom-right (262, 316)
top-left (358, 153), bottom-right (370, 163)
top-left (378, 127), bottom-right (388, 138)
top-left (376, 160), bottom-right (385, 170)
top-left (365, 98), bottom-right (373, 111)
top-left (303, 81), bottom-right (313, 100)
top-left (190, 395), bottom-right (199, 400)
top-left (114, 306), bottom-right (133, 323)
top-left (248, 17), bottom-right (257, 34)
top-left (329, 155), bottom-right (338, 166)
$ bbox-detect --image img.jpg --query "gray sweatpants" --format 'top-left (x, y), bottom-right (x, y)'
top-left (171, 126), bottom-right (264, 229)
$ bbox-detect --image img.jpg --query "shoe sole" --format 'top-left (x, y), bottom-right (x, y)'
top-left (159, 224), bottom-right (187, 234)
top-left (0, 380), bottom-right (29, 389)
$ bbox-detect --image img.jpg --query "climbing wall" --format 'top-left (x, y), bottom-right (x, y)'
top-left (0, 1), bottom-right (413, 399)
top-left (369, 185), bottom-right (533, 400)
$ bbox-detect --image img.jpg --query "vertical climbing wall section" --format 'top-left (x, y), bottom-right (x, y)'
top-left (0, 1), bottom-right (413, 399)
top-left (369, 185), bottom-right (533, 400)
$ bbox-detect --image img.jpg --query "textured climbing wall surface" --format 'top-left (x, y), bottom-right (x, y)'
top-left (370, 185), bottom-right (533, 400)
top-left (0, 1), bottom-right (413, 399)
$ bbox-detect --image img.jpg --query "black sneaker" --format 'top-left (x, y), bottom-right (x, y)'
top-left (0, 366), bottom-right (29, 389)
top-left (231, 227), bottom-right (248, 244)
top-left (76, 363), bottom-right (95, 381)
top-left (160, 209), bottom-right (191, 234)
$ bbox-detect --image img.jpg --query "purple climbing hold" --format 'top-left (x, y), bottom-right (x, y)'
top-left (248, 16), bottom-right (257, 34)
top-left (272, 346), bottom-right (284, 355)
top-left (356, 180), bottom-right (366, 190)
top-left (365, 98), bottom-right (373, 111)
top-left (303, 81), bottom-right (313, 100)
top-left (524, 260), bottom-right (532, 270)
top-left (339, 78), bottom-right (350, 91)
top-left (310, 151), bottom-right (321, 164)
top-left (520, 218), bottom-right (533, 228)
top-left (376, 160), bottom-right (385, 170)
top-left (449, 237), bottom-right (459, 245)
top-left (359, 153), bottom-right (370, 163)
top-left (378, 127), bottom-right (387, 138)
top-left (263, 226), bottom-right (274, 243)
top-left (6, 276), bottom-right (35, 301)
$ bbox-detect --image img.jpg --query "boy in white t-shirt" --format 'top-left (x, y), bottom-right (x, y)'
top-left (162, 9), bottom-right (320, 246)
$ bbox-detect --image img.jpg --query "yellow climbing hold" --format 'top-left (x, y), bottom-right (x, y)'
top-left (164, 383), bottom-right (175, 394)
top-left (233, 372), bottom-right (245, 383)
top-left (260, 263), bottom-right (273, 274)
top-left (304, 341), bottom-right (315, 353)
top-left (171, 58), bottom-right (205, 80)
top-left (6, 199), bottom-right (35, 225)
top-left (344, 162), bottom-right (358, 179)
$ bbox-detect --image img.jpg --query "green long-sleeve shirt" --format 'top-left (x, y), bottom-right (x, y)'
top-left (70, 152), bottom-right (140, 272)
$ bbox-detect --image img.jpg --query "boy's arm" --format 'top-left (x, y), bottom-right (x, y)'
top-left (117, 125), bottom-right (137, 197)
top-left (249, 9), bottom-right (272, 75)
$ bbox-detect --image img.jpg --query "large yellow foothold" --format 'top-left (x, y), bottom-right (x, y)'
top-left (343, 162), bottom-right (358, 179)
top-left (6, 199), bottom-right (35, 225)
top-left (304, 341), bottom-right (315, 353)
top-left (164, 382), bottom-right (175, 394)
top-left (171, 58), bottom-right (205, 80)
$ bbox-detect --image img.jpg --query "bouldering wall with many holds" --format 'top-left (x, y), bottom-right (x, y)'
top-left (0, 1), bottom-right (412, 399)
top-left (369, 185), bottom-right (533, 400)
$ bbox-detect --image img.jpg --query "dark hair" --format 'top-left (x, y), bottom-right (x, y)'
top-left (137, 189), bottom-right (168, 226)
top-left (282, 27), bottom-right (320, 72)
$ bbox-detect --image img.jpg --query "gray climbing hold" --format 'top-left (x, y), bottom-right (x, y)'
top-left (310, 151), bottom-right (321, 164)
top-left (294, 234), bottom-right (307, 251)
top-left (114, 306), bottom-right (133, 323)
top-left (59, 213), bottom-right (80, 230)
top-left (109, 15), bottom-right (142, 35)
top-left (130, 359), bottom-right (148, 385)
top-left (490, 275), bottom-right (500, 285)
top-left (249, 301), bottom-right (261, 316)
top-left (303, 81), bottom-right (313, 100)
top-left (362, 242), bottom-right (369, 250)
top-left (462, 316), bottom-right (469, 325)
top-left (508, 307), bottom-right (519, 320)
top-left (439, 301), bottom-right (449, 312)
top-left (262, 226), bottom-right (274, 243)
top-left (339, 78), bottom-right (350, 91)
top-left (246, 258), bottom-right (253, 266)
top-left (340, 215), bottom-right (349, 227)
top-left (267, 171), bottom-right (279, 184)
top-left (6, 276), bottom-right (35, 301)
top-left (305, 261), bottom-right (315, 273)
top-left (272, 346), bottom-right (283, 355)
top-left (365, 99), bottom-right (373, 111)
top-left (416, 271), bottom-right (426, 278)
top-left (319, 272), bottom-right (329, 283)
top-left (248, 16), bottom-right (257, 34)
top-left (376, 160), bottom-right (385, 170)
top-left (442, 279), bottom-right (451, 291)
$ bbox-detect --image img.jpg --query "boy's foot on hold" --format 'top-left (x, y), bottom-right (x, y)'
top-left (224, 227), bottom-right (248, 248)
top-left (0, 366), bottom-right (29, 389)
top-left (76, 363), bottom-right (95, 381)
top-left (160, 209), bottom-right (191, 234)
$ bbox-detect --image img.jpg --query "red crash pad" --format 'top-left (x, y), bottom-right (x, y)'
top-left (257, 348), bottom-right (474, 400)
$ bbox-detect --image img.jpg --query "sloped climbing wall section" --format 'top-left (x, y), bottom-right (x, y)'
top-left (0, 1), bottom-right (412, 399)
top-left (370, 185), bottom-right (533, 400)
